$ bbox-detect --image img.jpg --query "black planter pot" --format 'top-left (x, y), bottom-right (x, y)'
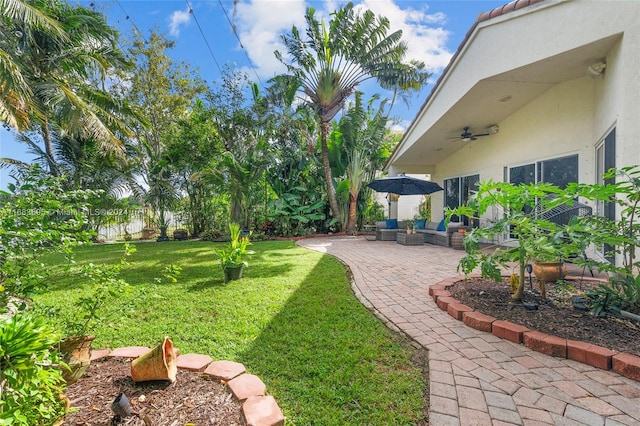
top-left (223, 265), bottom-right (244, 283)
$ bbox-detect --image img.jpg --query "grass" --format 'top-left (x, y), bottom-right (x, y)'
top-left (34, 240), bottom-right (426, 424)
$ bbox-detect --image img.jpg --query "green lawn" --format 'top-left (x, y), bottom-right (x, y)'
top-left (35, 240), bottom-right (426, 424)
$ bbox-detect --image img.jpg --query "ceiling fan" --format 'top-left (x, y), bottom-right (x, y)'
top-left (448, 126), bottom-right (493, 142)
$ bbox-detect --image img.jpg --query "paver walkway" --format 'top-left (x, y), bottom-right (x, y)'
top-left (298, 236), bottom-right (640, 426)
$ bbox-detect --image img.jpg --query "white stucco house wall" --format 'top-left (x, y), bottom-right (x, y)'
top-left (386, 0), bottom-right (640, 257)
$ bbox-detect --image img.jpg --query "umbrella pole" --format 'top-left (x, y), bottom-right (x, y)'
top-left (386, 194), bottom-right (391, 218)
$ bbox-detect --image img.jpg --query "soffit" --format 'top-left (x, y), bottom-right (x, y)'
top-left (391, 34), bottom-right (620, 171)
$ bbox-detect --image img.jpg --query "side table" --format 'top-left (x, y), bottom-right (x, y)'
top-left (397, 232), bottom-right (423, 246)
top-left (451, 231), bottom-right (465, 250)
top-left (362, 224), bottom-right (377, 241)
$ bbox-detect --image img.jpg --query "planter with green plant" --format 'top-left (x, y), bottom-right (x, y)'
top-left (564, 165), bottom-right (640, 316)
top-left (42, 244), bottom-right (135, 384)
top-left (405, 220), bottom-right (414, 234)
top-left (215, 223), bottom-right (254, 282)
top-left (448, 180), bottom-right (582, 302)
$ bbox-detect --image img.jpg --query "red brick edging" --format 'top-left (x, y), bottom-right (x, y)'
top-left (430, 277), bottom-right (640, 382)
top-left (91, 347), bottom-right (285, 426)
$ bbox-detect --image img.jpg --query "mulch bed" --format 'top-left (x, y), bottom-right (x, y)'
top-left (448, 276), bottom-right (640, 357)
top-left (61, 357), bottom-right (243, 425)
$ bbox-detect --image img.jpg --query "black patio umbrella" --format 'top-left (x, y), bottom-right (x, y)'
top-left (366, 175), bottom-right (444, 196)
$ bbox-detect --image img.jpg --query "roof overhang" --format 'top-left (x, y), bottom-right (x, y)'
top-left (387, 1), bottom-right (620, 174)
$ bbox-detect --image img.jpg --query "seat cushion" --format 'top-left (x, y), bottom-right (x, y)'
top-left (426, 221), bottom-right (439, 230)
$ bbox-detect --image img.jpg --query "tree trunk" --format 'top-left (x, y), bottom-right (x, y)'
top-left (511, 245), bottom-right (526, 302)
top-left (346, 190), bottom-right (358, 235)
top-left (230, 197), bottom-right (243, 226)
top-left (320, 122), bottom-right (341, 226)
top-left (41, 121), bottom-right (58, 175)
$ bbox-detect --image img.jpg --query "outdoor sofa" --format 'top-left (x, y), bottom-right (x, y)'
top-left (375, 219), bottom-right (470, 246)
top-left (375, 220), bottom-right (407, 241)
top-left (415, 220), bottom-right (471, 247)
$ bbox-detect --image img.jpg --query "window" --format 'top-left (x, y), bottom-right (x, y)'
top-left (444, 174), bottom-right (479, 226)
top-left (508, 154), bottom-right (578, 188)
top-left (507, 154), bottom-right (579, 237)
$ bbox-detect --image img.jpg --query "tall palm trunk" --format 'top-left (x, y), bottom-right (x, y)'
top-left (321, 121), bottom-right (341, 225)
top-left (346, 191), bottom-right (358, 235)
top-left (40, 120), bottom-right (59, 175)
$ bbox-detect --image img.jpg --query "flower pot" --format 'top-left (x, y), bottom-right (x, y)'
top-left (223, 265), bottom-right (244, 283)
top-left (533, 261), bottom-right (566, 283)
top-left (131, 337), bottom-right (177, 383)
top-left (58, 335), bottom-right (95, 385)
top-left (141, 228), bottom-right (156, 239)
top-left (406, 229), bottom-right (413, 234)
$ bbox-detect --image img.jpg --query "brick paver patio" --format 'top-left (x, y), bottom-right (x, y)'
top-left (298, 236), bottom-right (640, 426)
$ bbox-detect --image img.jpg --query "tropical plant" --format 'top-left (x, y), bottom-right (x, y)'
top-left (418, 195), bottom-right (432, 221)
top-left (267, 190), bottom-right (326, 236)
top-left (448, 180), bottom-right (580, 302)
top-left (0, 165), bottom-right (96, 303)
top-left (0, 0), bottom-right (67, 130)
top-left (264, 74), bottom-right (328, 235)
top-left (565, 166), bottom-right (640, 313)
top-left (274, 2), bottom-right (430, 226)
top-left (1, 0), bottom-right (136, 161)
top-left (195, 68), bottom-right (272, 228)
top-left (214, 223), bottom-right (254, 271)
top-left (0, 314), bottom-right (67, 426)
top-left (336, 93), bottom-right (390, 234)
top-left (53, 244), bottom-right (134, 338)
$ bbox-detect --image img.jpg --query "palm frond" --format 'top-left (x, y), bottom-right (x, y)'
top-left (1, 0), bottom-right (68, 41)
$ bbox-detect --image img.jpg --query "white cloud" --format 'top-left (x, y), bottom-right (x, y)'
top-left (233, 0), bottom-right (453, 80)
top-left (234, 0), bottom-right (307, 79)
top-left (168, 8), bottom-right (191, 37)
top-left (357, 0), bottom-right (452, 73)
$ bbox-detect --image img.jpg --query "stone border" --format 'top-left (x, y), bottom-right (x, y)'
top-left (429, 276), bottom-right (640, 382)
top-left (90, 347), bottom-right (285, 426)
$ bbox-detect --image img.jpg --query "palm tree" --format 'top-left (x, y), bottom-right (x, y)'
top-left (274, 2), bottom-right (430, 225)
top-left (0, 0), bottom-right (67, 130)
top-left (1, 0), bottom-right (135, 164)
top-left (340, 93), bottom-right (390, 235)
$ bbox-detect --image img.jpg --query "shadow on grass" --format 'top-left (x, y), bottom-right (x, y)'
top-left (236, 250), bottom-right (424, 425)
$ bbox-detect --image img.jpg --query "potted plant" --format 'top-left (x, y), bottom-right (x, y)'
top-left (215, 223), bottom-right (254, 283)
top-left (48, 245), bottom-right (134, 384)
top-left (406, 220), bottom-right (414, 234)
top-left (447, 180), bottom-right (579, 302)
top-left (531, 253), bottom-right (566, 284)
top-left (141, 227), bottom-right (156, 240)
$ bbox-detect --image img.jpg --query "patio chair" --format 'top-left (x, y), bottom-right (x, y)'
top-left (375, 220), bottom-right (407, 241)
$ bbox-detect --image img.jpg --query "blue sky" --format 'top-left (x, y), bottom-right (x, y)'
top-left (0, 0), bottom-right (507, 188)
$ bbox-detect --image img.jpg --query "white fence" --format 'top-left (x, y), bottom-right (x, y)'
top-left (97, 210), bottom-right (186, 241)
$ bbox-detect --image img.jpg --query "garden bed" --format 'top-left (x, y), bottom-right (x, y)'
top-left (62, 357), bottom-right (243, 425)
top-left (448, 277), bottom-right (640, 357)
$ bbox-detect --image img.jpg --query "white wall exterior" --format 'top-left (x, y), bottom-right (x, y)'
top-left (391, 0), bottom-right (640, 223)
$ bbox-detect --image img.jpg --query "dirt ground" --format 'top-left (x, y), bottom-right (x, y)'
top-left (61, 357), bottom-right (243, 425)
top-left (448, 276), bottom-right (640, 357)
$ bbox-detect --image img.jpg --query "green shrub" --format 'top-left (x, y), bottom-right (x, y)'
top-left (199, 228), bottom-right (223, 241)
top-left (0, 314), bottom-right (67, 425)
